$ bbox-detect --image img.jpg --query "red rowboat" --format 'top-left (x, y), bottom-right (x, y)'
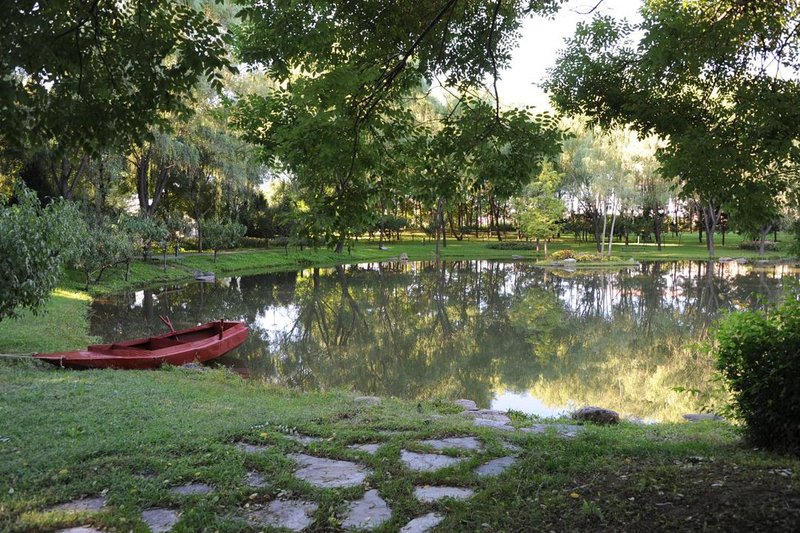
top-left (33, 319), bottom-right (248, 370)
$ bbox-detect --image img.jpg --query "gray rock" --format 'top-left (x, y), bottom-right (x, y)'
top-left (400, 450), bottom-right (466, 472)
top-left (235, 441), bottom-right (268, 454)
top-left (460, 409), bottom-right (511, 424)
top-left (572, 406), bottom-right (620, 425)
top-left (48, 496), bottom-right (107, 513)
top-left (400, 512), bottom-right (445, 533)
top-left (419, 436), bottom-right (483, 451)
top-left (503, 441), bottom-right (523, 454)
top-left (399, 253), bottom-right (409, 261)
top-left (413, 486), bottom-right (474, 503)
top-left (683, 413), bottom-right (724, 422)
top-left (718, 257), bottom-right (733, 262)
top-left (289, 453), bottom-right (370, 488)
top-left (472, 418), bottom-right (514, 431)
top-left (354, 396), bottom-right (381, 406)
top-left (169, 482), bottom-right (214, 496)
top-left (474, 456), bottom-right (518, 478)
top-left (737, 258), bottom-right (748, 264)
top-left (285, 434), bottom-right (322, 445)
top-left (522, 424), bottom-right (584, 438)
top-left (245, 470), bottom-right (268, 488)
top-left (248, 499), bottom-right (318, 532)
top-left (348, 443), bottom-right (382, 455)
top-left (141, 508), bottom-right (180, 533)
top-left (454, 399), bottom-right (478, 411)
top-left (341, 489), bottom-right (392, 530)
top-left (564, 258), bottom-right (578, 263)
top-left (55, 529), bottom-right (106, 533)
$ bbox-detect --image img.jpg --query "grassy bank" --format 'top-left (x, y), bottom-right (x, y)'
top-left (0, 364), bottom-right (798, 532)
top-left (60, 231), bottom-right (795, 297)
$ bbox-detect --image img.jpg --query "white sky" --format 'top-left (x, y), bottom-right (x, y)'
top-left (497, 0), bottom-right (643, 109)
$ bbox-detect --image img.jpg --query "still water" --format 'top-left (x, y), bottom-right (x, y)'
top-left (90, 260), bottom-right (800, 422)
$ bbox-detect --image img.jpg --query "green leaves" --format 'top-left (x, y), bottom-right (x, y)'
top-left (0, 184), bottom-right (81, 320)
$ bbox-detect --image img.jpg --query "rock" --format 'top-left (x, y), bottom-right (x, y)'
top-left (354, 396), bottom-right (381, 406)
top-left (141, 508), bottom-right (180, 533)
top-left (284, 434), bottom-right (322, 445)
top-left (564, 258), bottom-right (577, 263)
top-left (48, 496), bottom-right (107, 513)
top-left (474, 456), bottom-right (518, 478)
top-left (571, 406), bottom-right (620, 425)
top-left (180, 362), bottom-right (206, 372)
top-left (683, 413), bottom-right (724, 422)
top-left (289, 453), bottom-right (370, 488)
top-left (55, 529), bottom-right (106, 533)
top-left (472, 418), bottom-right (514, 431)
top-left (737, 258), bottom-right (748, 264)
top-left (235, 441), bottom-right (268, 454)
top-left (245, 470), bottom-right (268, 488)
top-left (460, 409), bottom-right (511, 424)
top-left (400, 450), bottom-right (467, 472)
top-left (348, 443), bottom-right (382, 455)
top-left (503, 441), bottom-right (522, 454)
top-left (400, 513), bottom-right (445, 533)
top-left (248, 499), bottom-right (318, 532)
top-left (169, 482), bottom-right (214, 496)
top-left (718, 257), bottom-right (733, 262)
top-left (521, 424), bottom-right (584, 438)
top-left (399, 253), bottom-right (409, 261)
top-left (419, 436), bottom-right (483, 451)
top-left (512, 254), bottom-right (523, 260)
top-left (454, 399), bottom-right (478, 411)
top-left (341, 489), bottom-right (392, 530)
top-left (413, 486), bottom-right (474, 503)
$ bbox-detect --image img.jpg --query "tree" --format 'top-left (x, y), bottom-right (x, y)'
top-left (70, 213), bottom-right (136, 290)
top-left (234, 0), bottom-right (564, 252)
top-left (546, 0), bottom-right (800, 256)
top-left (1, 1), bottom-right (232, 156)
top-left (513, 161), bottom-right (565, 254)
top-left (201, 218), bottom-right (246, 262)
top-left (0, 184), bottom-right (81, 320)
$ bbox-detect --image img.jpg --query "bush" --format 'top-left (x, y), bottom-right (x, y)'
top-left (716, 291), bottom-right (800, 453)
top-left (739, 240), bottom-right (779, 251)
top-left (485, 242), bottom-right (538, 250)
top-left (550, 249), bottom-right (574, 260)
top-left (575, 252), bottom-right (603, 262)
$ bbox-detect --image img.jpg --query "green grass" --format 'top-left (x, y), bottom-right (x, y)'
top-left (0, 289), bottom-right (95, 355)
top-left (0, 366), bottom-right (798, 532)
top-left (57, 231), bottom-right (796, 297)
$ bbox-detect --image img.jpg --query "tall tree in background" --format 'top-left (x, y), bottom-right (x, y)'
top-left (234, 0), bottom-right (564, 252)
top-left (546, 0), bottom-right (800, 256)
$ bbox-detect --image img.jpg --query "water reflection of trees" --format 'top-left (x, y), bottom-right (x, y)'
top-left (90, 261), bottom-right (798, 421)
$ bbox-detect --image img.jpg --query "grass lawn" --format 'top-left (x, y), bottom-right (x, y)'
top-left (55, 231), bottom-right (795, 297)
top-left (0, 364), bottom-right (798, 532)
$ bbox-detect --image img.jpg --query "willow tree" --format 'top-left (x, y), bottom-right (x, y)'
top-left (546, 0), bottom-right (800, 256)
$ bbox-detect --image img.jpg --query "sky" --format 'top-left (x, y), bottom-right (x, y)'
top-left (496, 0), bottom-right (643, 109)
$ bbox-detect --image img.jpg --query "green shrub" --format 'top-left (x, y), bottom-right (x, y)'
top-left (716, 291), bottom-right (800, 453)
top-left (486, 242), bottom-right (538, 250)
top-left (550, 249), bottom-right (574, 260)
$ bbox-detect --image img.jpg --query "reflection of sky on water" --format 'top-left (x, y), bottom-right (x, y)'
top-left (91, 259), bottom-right (800, 421)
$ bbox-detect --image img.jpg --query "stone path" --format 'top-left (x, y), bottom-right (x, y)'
top-left (400, 512), bottom-right (445, 533)
top-left (248, 499), bottom-right (318, 532)
top-left (48, 496), bottom-right (107, 513)
top-left (45, 399), bottom-right (592, 532)
top-left (290, 453), bottom-right (371, 488)
top-left (414, 486), bottom-right (474, 502)
top-left (169, 482), bottom-right (214, 496)
top-left (341, 489), bottom-right (392, 530)
top-left (141, 508), bottom-right (180, 533)
top-left (400, 450), bottom-right (467, 472)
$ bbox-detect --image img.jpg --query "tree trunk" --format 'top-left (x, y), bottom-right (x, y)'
top-left (607, 208), bottom-right (617, 257)
top-left (758, 224), bottom-right (772, 256)
top-left (434, 198), bottom-right (443, 264)
top-left (700, 199), bottom-right (721, 257)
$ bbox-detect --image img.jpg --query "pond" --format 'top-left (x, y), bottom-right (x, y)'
top-left (89, 260), bottom-right (800, 422)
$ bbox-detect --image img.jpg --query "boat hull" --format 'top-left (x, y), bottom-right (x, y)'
top-left (34, 321), bottom-right (248, 370)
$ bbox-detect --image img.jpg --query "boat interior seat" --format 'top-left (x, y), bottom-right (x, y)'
top-left (147, 337), bottom-right (182, 349)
